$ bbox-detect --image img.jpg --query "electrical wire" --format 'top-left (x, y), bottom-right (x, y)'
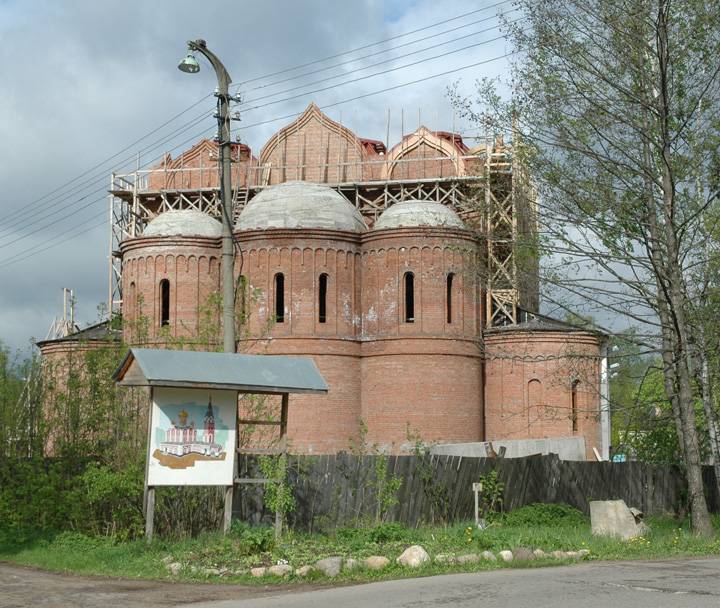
top-left (0, 50), bottom-right (515, 268)
top-left (0, 3), bottom-right (511, 229)
top-left (234, 1), bottom-right (511, 87)
top-left (0, 24), bottom-right (515, 243)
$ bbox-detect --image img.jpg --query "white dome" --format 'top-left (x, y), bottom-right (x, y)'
top-left (144, 210), bottom-right (222, 238)
top-left (374, 201), bottom-right (466, 229)
top-left (235, 181), bottom-right (367, 232)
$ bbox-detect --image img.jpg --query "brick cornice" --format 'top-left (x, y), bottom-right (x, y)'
top-left (234, 228), bottom-right (362, 245)
top-left (120, 234), bottom-right (221, 254)
top-left (361, 226), bottom-right (480, 246)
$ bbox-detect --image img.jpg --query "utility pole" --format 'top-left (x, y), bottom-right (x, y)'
top-left (178, 40), bottom-right (237, 534)
top-left (179, 40), bottom-right (236, 353)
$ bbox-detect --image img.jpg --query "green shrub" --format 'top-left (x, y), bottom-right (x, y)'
top-left (50, 531), bottom-right (113, 550)
top-left (79, 463), bottom-right (144, 539)
top-left (367, 522), bottom-right (409, 543)
top-left (229, 522), bottom-right (275, 555)
top-left (0, 458), bottom-right (145, 544)
top-left (500, 503), bottom-right (587, 527)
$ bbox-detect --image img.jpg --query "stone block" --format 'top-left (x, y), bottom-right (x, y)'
top-left (315, 556), bottom-right (343, 577)
top-left (267, 564), bottom-right (292, 577)
top-left (590, 500), bottom-right (649, 540)
top-left (295, 565), bottom-right (314, 577)
top-left (364, 556), bottom-right (390, 570)
top-left (396, 545), bottom-right (430, 568)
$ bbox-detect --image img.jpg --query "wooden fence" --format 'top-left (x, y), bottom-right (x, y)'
top-left (234, 453), bottom-right (720, 530)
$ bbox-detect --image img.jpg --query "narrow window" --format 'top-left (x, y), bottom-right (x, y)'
top-left (274, 273), bottom-right (285, 323)
top-left (571, 380), bottom-right (580, 433)
top-left (404, 272), bottom-right (415, 323)
top-left (128, 281), bottom-right (136, 319)
top-left (160, 279), bottom-right (170, 327)
top-left (528, 379), bottom-right (543, 425)
top-left (318, 273), bottom-right (328, 323)
top-left (446, 273), bottom-right (454, 324)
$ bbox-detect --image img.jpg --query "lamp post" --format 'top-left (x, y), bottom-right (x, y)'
top-left (179, 40), bottom-right (235, 354)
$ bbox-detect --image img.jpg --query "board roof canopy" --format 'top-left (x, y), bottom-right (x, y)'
top-left (113, 348), bottom-right (328, 395)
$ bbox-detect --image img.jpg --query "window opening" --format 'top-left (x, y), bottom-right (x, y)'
top-left (318, 273), bottom-right (328, 323)
top-left (571, 380), bottom-right (580, 433)
top-left (446, 273), bottom-right (454, 323)
top-left (274, 273), bottom-right (285, 323)
top-left (404, 272), bottom-right (415, 323)
top-left (160, 279), bottom-right (170, 327)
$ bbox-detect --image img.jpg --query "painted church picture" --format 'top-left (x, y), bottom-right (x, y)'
top-left (157, 398), bottom-right (224, 461)
top-left (147, 388), bottom-right (236, 484)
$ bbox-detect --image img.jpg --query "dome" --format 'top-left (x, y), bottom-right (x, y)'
top-left (143, 210), bottom-right (222, 238)
top-left (235, 181), bottom-right (367, 232)
top-left (374, 201), bottom-right (466, 230)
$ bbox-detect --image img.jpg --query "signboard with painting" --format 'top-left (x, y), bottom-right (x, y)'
top-left (113, 347), bottom-right (328, 539)
top-left (148, 387), bottom-right (237, 486)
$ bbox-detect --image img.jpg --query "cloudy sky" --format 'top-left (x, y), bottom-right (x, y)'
top-left (0, 0), bottom-right (514, 354)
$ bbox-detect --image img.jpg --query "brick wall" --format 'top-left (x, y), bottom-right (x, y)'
top-left (120, 235), bottom-right (221, 345)
top-left (483, 329), bottom-right (603, 459)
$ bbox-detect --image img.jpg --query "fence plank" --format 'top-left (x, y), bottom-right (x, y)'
top-left (233, 454), bottom-right (716, 529)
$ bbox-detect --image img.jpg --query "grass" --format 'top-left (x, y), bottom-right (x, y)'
top-left (2, 505), bottom-right (720, 585)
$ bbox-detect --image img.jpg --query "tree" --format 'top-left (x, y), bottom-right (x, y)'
top-left (454, 0), bottom-right (720, 534)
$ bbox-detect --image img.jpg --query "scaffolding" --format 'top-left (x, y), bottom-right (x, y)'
top-left (108, 136), bottom-right (530, 327)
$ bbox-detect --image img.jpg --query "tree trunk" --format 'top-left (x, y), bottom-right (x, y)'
top-left (699, 347), bottom-right (720, 502)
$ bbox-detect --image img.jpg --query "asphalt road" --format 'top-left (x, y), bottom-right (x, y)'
top-left (1, 557), bottom-right (719, 608)
top-left (189, 557), bottom-right (720, 608)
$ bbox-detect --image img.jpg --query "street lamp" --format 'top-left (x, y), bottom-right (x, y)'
top-left (178, 39), bottom-right (235, 354)
top-left (178, 52), bottom-right (200, 74)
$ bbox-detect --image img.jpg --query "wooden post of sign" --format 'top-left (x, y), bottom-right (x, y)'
top-left (274, 393), bottom-right (290, 540)
top-left (223, 389), bottom-right (239, 534)
top-left (223, 485), bottom-right (233, 534)
top-left (145, 487), bottom-right (155, 542)
top-left (144, 387), bottom-right (155, 543)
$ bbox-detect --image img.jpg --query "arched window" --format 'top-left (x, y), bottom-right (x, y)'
top-left (528, 378), bottom-right (543, 426)
top-left (446, 273), bottom-right (454, 324)
top-left (274, 273), bottom-right (285, 323)
top-left (404, 271), bottom-right (415, 323)
top-left (318, 273), bottom-right (328, 324)
top-left (128, 282), bottom-right (136, 319)
top-left (159, 279), bottom-right (170, 327)
top-left (571, 380), bottom-right (580, 433)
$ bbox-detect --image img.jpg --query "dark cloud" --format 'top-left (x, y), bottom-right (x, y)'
top-left (0, 0), bottom-right (510, 353)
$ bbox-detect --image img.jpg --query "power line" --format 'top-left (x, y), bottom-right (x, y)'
top-left (0, 50), bottom-right (514, 269)
top-left (243, 20), bottom-right (522, 107)
top-left (1, 24), bottom-right (514, 243)
top-left (0, 111), bottom-right (214, 241)
top-left (234, 1), bottom-right (511, 87)
top-left (0, 96), bottom-right (211, 229)
top-left (0, 211), bottom-right (108, 270)
top-left (1, 5), bottom-right (511, 229)
top-left (241, 33), bottom-right (514, 112)
top-left (245, 8), bottom-right (517, 94)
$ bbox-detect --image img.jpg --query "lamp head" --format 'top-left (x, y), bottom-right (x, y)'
top-left (178, 52), bottom-right (200, 74)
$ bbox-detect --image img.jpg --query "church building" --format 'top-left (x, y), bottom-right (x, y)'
top-left (39, 104), bottom-right (609, 459)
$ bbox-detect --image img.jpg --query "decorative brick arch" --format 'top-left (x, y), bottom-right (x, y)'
top-left (258, 103), bottom-right (374, 183)
top-left (382, 126), bottom-right (466, 180)
top-left (147, 139), bottom-right (252, 190)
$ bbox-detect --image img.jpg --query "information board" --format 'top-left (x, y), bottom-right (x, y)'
top-left (147, 387), bottom-right (236, 486)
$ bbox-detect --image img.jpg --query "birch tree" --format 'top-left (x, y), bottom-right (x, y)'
top-left (455, 0), bottom-right (720, 535)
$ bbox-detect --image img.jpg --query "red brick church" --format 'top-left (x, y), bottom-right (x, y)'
top-left (40, 103), bottom-right (609, 459)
